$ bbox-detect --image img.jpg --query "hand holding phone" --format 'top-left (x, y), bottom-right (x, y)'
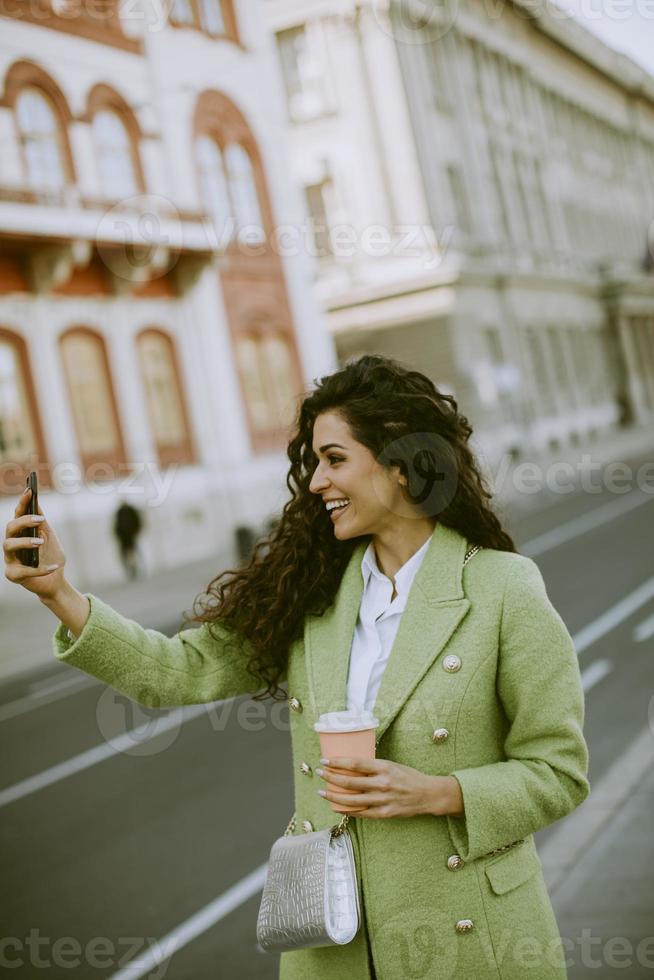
top-left (3, 474), bottom-right (67, 601)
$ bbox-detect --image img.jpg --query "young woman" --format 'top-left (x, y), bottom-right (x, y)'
top-left (4, 354), bottom-right (589, 980)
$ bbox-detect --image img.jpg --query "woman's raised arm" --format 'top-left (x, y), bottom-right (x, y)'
top-left (4, 486), bottom-right (267, 708)
top-left (48, 588), bottom-right (262, 708)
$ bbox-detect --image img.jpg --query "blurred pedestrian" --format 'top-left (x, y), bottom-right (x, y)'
top-left (113, 501), bottom-right (143, 581)
top-left (234, 524), bottom-right (258, 566)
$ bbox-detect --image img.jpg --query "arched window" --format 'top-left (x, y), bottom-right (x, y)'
top-left (224, 143), bottom-right (264, 240)
top-left (59, 329), bottom-right (125, 478)
top-left (195, 135), bottom-right (233, 240)
top-left (169, 0), bottom-right (237, 39)
top-left (235, 332), bottom-right (296, 433)
top-left (195, 137), bottom-right (264, 243)
top-left (0, 330), bottom-right (43, 495)
top-left (15, 87), bottom-right (66, 190)
top-left (170, 0), bottom-right (194, 24)
top-left (261, 333), bottom-right (296, 428)
top-left (92, 109), bottom-right (138, 199)
top-left (235, 336), bottom-right (269, 432)
top-left (193, 90), bottom-right (302, 452)
top-left (136, 329), bottom-right (195, 467)
top-left (198, 0), bottom-right (225, 34)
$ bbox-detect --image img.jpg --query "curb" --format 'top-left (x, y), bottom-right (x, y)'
top-left (538, 723), bottom-right (654, 898)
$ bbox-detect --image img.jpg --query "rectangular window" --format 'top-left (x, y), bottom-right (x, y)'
top-left (483, 326), bottom-right (516, 424)
top-left (304, 179), bottom-right (334, 258)
top-left (512, 152), bottom-right (533, 246)
top-left (170, 0), bottom-right (194, 24)
top-left (198, 0), bottom-right (225, 34)
top-left (525, 328), bottom-right (556, 416)
top-left (0, 343), bottom-right (38, 464)
top-left (276, 24), bottom-right (329, 122)
top-left (426, 37), bottom-right (452, 112)
top-left (446, 165), bottom-right (472, 236)
top-left (489, 141), bottom-right (511, 244)
top-left (548, 326), bottom-right (574, 409)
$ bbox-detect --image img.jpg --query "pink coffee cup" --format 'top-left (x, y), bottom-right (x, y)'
top-left (314, 709), bottom-right (379, 813)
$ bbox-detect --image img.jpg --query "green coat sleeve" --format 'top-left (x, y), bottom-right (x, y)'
top-left (52, 592), bottom-right (281, 707)
top-left (446, 555), bottom-right (590, 862)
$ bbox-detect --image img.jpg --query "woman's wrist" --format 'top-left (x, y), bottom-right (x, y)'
top-left (424, 775), bottom-right (465, 817)
top-left (39, 579), bottom-right (90, 640)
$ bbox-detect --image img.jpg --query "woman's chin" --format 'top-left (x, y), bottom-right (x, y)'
top-left (333, 515), bottom-right (354, 537)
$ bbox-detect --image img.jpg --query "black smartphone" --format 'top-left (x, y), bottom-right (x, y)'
top-left (17, 471), bottom-right (39, 568)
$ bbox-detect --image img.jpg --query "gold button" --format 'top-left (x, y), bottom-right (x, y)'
top-left (301, 820), bottom-right (314, 833)
top-left (447, 854), bottom-right (464, 871)
top-left (442, 655), bottom-right (462, 673)
top-left (288, 697), bottom-right (302, 712)
top-left (455, 919), bottom-right (474, 933)
top-left (432, 728), bottom-right (449, 743)
top-left (299, 762), bottom-right (313, 776)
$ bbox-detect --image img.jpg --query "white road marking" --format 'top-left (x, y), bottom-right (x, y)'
top-left (0, 675), bottom-right (100, 723)
top-left (28, 673), bottom-right (92, 695)
top-left (108, 863), bottom-right (269, 980)
top-left (571, 577), bottom-right (654, 654)
top-left (634, 612), bottom-right (654, 643)
top-left (0, 703), bottom-right (211, 809)
top-left (539, 723), bottom-right (654, 896)
top-left (521, 490), bottom-right (653, 557)
top-left (580, 658), bottom-right (612, 692)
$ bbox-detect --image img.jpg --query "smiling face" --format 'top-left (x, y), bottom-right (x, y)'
top-left (309, 411), bottom-right (415, 540)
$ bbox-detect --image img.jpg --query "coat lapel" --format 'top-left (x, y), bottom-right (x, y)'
top-left (304, 537), bottom-right (368, 719)
top-left (304, 522), bottom-right (471, 743)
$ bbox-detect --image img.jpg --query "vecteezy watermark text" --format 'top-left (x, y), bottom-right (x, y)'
top-left (488, 453), bottom-right (654, 498)
top-left (2, 459), bottom-right (178, 508)
top-left (0, 930), bottom-right (174, 976)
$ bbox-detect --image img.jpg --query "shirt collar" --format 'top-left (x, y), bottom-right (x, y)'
top-left (361, 535), bottom-right (431, 598)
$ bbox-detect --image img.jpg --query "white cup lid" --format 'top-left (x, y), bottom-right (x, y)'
top-left (313, 709), bottom-right (379, 733)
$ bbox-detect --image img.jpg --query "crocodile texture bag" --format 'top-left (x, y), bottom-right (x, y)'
top-left (256, 812), bottom-right (360, 952)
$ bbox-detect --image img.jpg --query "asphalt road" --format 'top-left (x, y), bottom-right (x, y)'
top-left (1, 466), bottom-right (653, 979)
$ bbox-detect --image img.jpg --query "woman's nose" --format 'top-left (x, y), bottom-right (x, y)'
top-left (309, 467), bottom-right (328, 494)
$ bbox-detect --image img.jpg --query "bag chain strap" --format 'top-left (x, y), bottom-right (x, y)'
top-left (284, 544), bottom-right (483, 838)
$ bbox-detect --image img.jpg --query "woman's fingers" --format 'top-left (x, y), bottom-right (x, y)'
top-left (5, 561), bottom-right (58, 582)
top-left (14, 487), bottom-right (30, 518)
top-left (318, 769), bottom-right (377, 790)
top-left (4, 536), bottom-right (43, 554)
top-left (5, 517), bottom-right (38, 538)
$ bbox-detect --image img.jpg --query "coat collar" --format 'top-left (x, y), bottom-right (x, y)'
top-left (304, 521), bottom-right (471, 744)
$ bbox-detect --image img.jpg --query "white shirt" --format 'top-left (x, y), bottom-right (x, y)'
top-left (345, 536), bottom-right (431, 714)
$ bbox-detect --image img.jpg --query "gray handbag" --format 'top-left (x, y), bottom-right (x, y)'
top-left (256, 810), bottom-right (360, 952)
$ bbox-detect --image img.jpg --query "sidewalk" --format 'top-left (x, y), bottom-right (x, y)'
top-left (539, 724), bottom-right (654, 977)
top-left (482, 419), bottom-right (654, 519)
top-left (1, 420), bottom-right (652, 683)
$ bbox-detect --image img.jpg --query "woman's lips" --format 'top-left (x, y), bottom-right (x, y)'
top-left (330, 502), bottom-right (350, 521)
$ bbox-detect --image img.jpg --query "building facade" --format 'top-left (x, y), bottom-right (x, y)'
top-left (0, 0), bottom-right (335, 594)
top-left (265, 0), bottom-right (654, 467)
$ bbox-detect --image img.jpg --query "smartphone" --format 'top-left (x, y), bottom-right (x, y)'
top-left (17, 471), bottom-right (39, 568)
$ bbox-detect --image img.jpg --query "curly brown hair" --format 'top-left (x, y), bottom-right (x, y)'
top-left (181, 354), bottom-right (517, 701)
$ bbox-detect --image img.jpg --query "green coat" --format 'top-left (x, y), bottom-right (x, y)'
top-left (52, 521), bottom-right (590, 980)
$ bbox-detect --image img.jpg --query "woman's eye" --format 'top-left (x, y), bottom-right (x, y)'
top-left (328, 456), bottom-right (343, 465)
